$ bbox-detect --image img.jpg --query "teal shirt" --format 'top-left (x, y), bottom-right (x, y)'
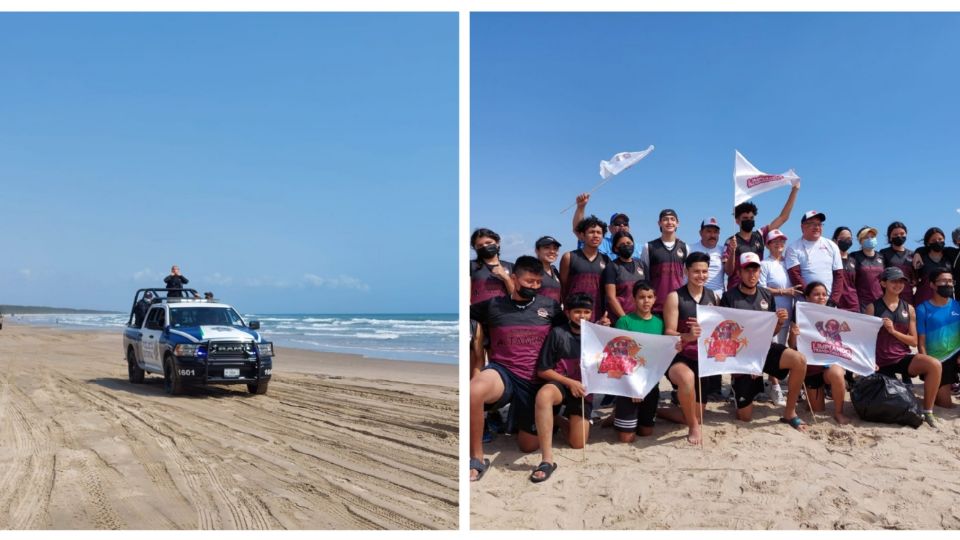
top-left (916, 298), bottom-right (960, 361)
top-left (614, 312), bottom-right (664, 335)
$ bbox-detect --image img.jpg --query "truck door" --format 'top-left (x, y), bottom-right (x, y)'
top-left (141, 307), bottom-right (165, 370)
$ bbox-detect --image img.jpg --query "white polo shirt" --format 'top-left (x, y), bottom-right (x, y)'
top-left (784, 236), bottom-right (843, 295)
top-left (688, 240), bottom-right (726, 296)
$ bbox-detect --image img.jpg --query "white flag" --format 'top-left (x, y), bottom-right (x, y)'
top-left (697, 305), bottom-right (778, 377)
top-left (733, 150), bottom-right (800, 205)
top-left (796, 301), bottom-right (882, 377)
top-left (580, 320), bottom-right (679, 399)
top-left (599, 145), bottom-right (655, 180)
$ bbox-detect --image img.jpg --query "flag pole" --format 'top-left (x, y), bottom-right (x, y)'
top-left (802, 383), bottom-right (818, 425)
top-left (697, 375), bottom-right (704, 449)
top-left (581, 395), bottom-right (587, 463)
top-left (559, 175), bottom-right (619, 214)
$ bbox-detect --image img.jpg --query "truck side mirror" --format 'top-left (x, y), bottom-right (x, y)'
top-left (249, 321), bottom-right (260, 330)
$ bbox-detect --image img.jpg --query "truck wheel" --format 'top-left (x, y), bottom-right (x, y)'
top-left (163, 356), bottom-right (184, 395)
top-left (127, 348), bottom-right (145, 384)
top-left (247, 381), bottom-right (269, 395)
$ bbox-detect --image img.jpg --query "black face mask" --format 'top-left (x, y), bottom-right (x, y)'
top-left (476, 244), bottom-right (499, 260)
top-left (929, 241), bottom-right (945, 252)
top-left (740, 219), bottom-right (755, 233)
top-left (937, 285), bottom-right (955, 299)
top-left (891, 236), bottom-right (906, 247)
top-left (616, 244), bottom-right (634, 259)
top-left (518, 286), bottom-right (539, 300)
top-left (837, 239), bottom-right (853, 252)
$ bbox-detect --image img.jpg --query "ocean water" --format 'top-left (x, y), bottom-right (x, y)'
top-left (11, 312), bottom-right (458, 364)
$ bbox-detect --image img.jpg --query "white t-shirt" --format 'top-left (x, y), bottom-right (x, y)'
top-left (784, 237), bottom-right (843, 295)
top-left (688, 240), bottom-right (726, 295)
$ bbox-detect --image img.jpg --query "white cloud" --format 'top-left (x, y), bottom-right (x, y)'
top-left (303, 273), bottom-right (370, 292)
top-left (206, 272), bottom-right (234, 286)
top-left (132, 268), bottom-right (162, 282)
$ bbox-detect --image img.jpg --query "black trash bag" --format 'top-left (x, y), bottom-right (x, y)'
top-left (850, 373), bottom-right (923, 428)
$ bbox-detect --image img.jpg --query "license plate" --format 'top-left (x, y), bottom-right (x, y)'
top-left (224, 368), bottom-right (240, 378)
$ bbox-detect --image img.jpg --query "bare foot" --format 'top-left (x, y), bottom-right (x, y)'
top-left (687, 424), bottom-right (702, 445)
top-left (834, 412), bottom-right (851, 425)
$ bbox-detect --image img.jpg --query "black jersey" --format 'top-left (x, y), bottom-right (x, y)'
top-left (676, 285), bottom-right (719, 360)
top-left (470, 295), bottom-right (563, 382)
top-left (602, 258), bottom-right (647, 323)
top-left (720, 286), bottom-right (777, 314)
top-left (566, 249), bottom-right (610, 322)
top-left (914, 247), bottom-right (958, 307)
top-left (539, 264), bottom-right (562, 304)
top-left (470, 259), bottom-right (514, 304)
top-left (645, 238), bottom-right (688, 313)
top-left (725, 228), bottom-right (767, 291)
top-left (880, 246), bottom-right (915, 305)
top-left (536, 323), bottom-right (583, 382)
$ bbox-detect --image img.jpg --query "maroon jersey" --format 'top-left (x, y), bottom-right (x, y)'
top-left (835, 255), bottom-right (860, 312)
top-left (470, 295), bottom-right (562, 382)
top-left (566, 249), bottom-right (610, 322)
top-left (872, 297), bottom-right (911, 367)
top-left (602, 258), bottom-right (647, 325)
top-left (645, 238), bottom-right (688, 314)
top-left (724, 227), bottom-right (768, 291)
top-left (539, 264), bottom-right (562, 303)
top-left (676, 285), bottom-right (719, 360)
top-left (851, 250), bottom-right (884, 309)
top-left (880, 246), bottom-right (915, 305)
top-left (470, 259), bottom-right (514, 304)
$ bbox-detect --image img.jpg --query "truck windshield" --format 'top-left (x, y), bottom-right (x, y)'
top-left (170, 307), bottom-right (245, 327)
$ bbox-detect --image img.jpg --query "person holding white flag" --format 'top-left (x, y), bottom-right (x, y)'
top-left (530, 293), bottom-right (595, 483)
top-left (721, 252), bottom-right (809, 431)
top-left (864, 267), bottom-right (943, 428)
top-left (560, 215), bottom-right (611, 323)
top-left (663, 252), bottom-right (720, 445)
top-left (571, 193), bottom-right (632, 259)
top-left (789, 281), bottom-right (857, 424)
top-left (723, 182), bottom-right (800, 292)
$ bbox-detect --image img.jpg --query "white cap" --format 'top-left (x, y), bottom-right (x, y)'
top-left (740, 252), bottom-right (761, 267)
top-left (765, 229), bottom-right (787, 244)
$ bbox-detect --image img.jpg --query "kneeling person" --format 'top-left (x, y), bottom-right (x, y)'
top-left (530, 293), bottom-right (594, 483)
top-left (613, 281), bottom-right (664, 442)
top-left (722, 253), bottom-right (809, 431)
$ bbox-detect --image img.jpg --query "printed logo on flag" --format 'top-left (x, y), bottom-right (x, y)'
top-left (745, 174), bottom-right (785, 188)
top-left (598, 336), bottom-right (646, 379)
top-left (811, 319), bottom-right (853, 360)
top-left (705, 320), bottom-right (749, 361)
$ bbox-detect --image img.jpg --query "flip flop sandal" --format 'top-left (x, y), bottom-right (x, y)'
top-left (779, 416), bottom-right (807, 431)
top-left (529, 461), bottom-right (557, 483)
top-left (470, 458), bottom-right (490, 482)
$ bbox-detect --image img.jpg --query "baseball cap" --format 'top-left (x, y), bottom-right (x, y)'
top-left (880, 266), bottom-right (907, 282)
top-left (535, 236), bottom-right (562, 249)
top-left (700, 217), bottom-right (720, 230)
top-left (856, 226), bottom-right (879, 241)
top-left (609, 213), bottom-right (630, 226)
top-left (740, 252), bottom-right (761, 267)
top-left (801, 210), bottom-right (827, 223)
top-left (765, 229), bottom-right (787, 244)
top-left (659, 209), bottom-right (678, 220)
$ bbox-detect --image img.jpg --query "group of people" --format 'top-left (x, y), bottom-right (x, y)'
top-left (469, 185), bottom-right (960, 483)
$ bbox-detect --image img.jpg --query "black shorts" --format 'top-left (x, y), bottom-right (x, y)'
top-left (482, 362), bottom-right (538, 434)
top-left (545, 381), bottom-right (593, 418)
top-left (613, 386), bottom-right (661, 432)
top-left (877, 355), bottom-right (917, 381)
top-left (939, 352), bottom-right (960, 388)
top-left (730, 343), bottom-right (792, 409)
top-left (804, 371), bottom-right (825, 390)
top-left (668, 354), bottom-right (704, 404)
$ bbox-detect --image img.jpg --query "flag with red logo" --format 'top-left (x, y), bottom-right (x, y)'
top-left (580, 320), bottom-right (679, 399)
top-left (796, 301), bottom-right (882, 376)
top-left (734, 150), bottom-right (800, 205)
top-left (697, 305), bottom-right (778, 376)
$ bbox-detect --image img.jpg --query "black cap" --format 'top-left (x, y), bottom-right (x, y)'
top-left (535, 236), bottom-right (561, 249)
top-left (880, 267), bottom-right (907, 282)
top-left (610, 213), bottom-right (630, 225)
top-left (659, 208), bottom-right (678, 220)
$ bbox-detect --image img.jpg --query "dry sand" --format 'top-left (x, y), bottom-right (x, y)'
top-left (0, 324), bottom-right (457, 530)
top-left (471, 377), bottom-right (960, 530)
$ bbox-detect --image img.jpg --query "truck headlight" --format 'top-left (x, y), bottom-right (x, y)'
top-left (174, 344), bottom-right (207, 357)
top-left (257, 342), bottom-right (274, 357)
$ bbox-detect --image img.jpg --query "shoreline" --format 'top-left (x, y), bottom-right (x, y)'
top-left (0, 325), bottom-right (457, 529)
top-left (4, 317), bottom-right (457, 369)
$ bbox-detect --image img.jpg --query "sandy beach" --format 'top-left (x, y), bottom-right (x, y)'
top-left (471, 377), bottom-right (960, 530)
top-left (0, 323), bottom-right (457, 530)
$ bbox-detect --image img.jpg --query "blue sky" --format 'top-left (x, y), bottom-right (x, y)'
top-left (472, 13), bottom-right (960, 264)
top-left (0, 13), bottom-right (457, 314)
